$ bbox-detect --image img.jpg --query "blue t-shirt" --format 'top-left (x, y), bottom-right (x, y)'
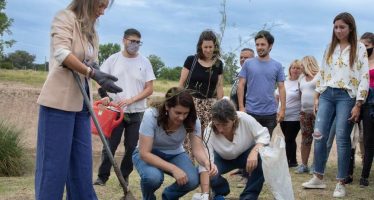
top-left (239, 57), bottom-right (285, 115)
top-left (138, 108), bottom-right (201, 155)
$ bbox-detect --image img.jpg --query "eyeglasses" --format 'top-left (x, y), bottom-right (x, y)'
top-left (125, 38), bottom-right (143, 45)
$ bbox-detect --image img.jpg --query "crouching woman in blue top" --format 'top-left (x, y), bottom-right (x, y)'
top-left (132, 87), bottom-right (217, 200)
top-left (205, 99), bottom-right (270, 200)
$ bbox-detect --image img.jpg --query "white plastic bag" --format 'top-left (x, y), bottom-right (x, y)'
top-left (259, 135), bottom-right (295, 200)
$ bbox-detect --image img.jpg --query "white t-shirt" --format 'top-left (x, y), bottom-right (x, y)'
top-left (101, 52), bottom-right (156, 113)
top-left (299, 75), bottom-right (317, 113)
top-left (276, 79), bottom-right (301, 121)
top-left (204, 111), bottom-right (270, 161)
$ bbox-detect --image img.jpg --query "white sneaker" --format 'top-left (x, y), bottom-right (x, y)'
top-left (302, 175), bottom-right (326, 189)
top-left (333, 182), bottom-right (346, 198)
top-left (200, 193), bottom-right (209, 200)
top-left (191, 193), bottom-right (209, 200)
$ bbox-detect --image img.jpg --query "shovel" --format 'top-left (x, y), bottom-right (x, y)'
top-left (70, 69), bottom-right (135, 200)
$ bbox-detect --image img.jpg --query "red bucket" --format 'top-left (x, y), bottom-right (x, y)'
top-left (91, 100), bottom-right (124, 138)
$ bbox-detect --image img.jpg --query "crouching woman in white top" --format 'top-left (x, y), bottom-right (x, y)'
top-left (205, 99), bottom-right (270, 199)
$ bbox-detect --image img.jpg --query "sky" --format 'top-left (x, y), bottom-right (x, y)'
top-left (3, 0), bottom-right (373, 68)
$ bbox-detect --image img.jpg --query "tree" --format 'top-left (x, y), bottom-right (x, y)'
top-left (7, 50), bottom-right (35, 70)
top-left (147, 54), bottom-right (166, 78)
top-left (158, 66), bottom-right (182, 81)
top-left (98, 43), bottom-right (120, 65)
top-left (0, 0), bottom-right (15, 59)
top-left (221, 52), bottom-right (239, 84)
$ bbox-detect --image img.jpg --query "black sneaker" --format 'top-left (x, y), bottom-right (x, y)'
top-left (360, 178), bottom-right (369, 187)
top-left (93, 178), bottom-right (106, 186)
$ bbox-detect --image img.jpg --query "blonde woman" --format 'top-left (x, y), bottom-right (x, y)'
top-left (275, 60), bottom-right (302, 167)
top-left (295, 56), bottom-right (319, 174)
top-left (35, 0), bottom-right (121, 199)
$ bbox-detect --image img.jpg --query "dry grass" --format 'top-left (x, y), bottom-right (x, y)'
top-left (1, 161), bottom-right (373, 200)
top-left (0, 69), bottom-right (231, 95)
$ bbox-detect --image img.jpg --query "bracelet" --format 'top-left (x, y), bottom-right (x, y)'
top-left (85, 67), bottom-right (91, 77)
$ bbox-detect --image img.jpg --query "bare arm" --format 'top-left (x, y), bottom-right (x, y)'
top-left (62, 53), bottom-right (91, 76)
top-left (139, 134), bottom-right (188, 185)
top-left (118, 80), bottom-right (154, 108)
top-left (277, 82), bottom-right (286, 123)
top-left (216, 74), bottom-right (224, 99)
top-left (237, 77), bottom-right (246, 111)
top-left (178, 67), bottom-right (190, 87)
top-left (190, 133), bottom-right (217, 176)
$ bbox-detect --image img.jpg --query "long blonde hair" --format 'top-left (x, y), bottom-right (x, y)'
top-left (68, 0), bottom-right (112, 45)
top-left (301, 56), bottom-right (319, 78)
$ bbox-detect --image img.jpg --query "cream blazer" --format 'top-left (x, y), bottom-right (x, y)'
top-left (37, 9), bottom-right (98, 112)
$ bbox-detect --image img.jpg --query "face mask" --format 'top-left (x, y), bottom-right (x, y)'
top-left (126, 43), bottom-right (140, 55)
top-left (367, 47), bottom-right (373, 57)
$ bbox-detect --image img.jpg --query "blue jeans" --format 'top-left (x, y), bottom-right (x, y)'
top-left (132, 149), bottom-right (199, 200)
top-left (210, 147), bottom-right (264, 200)
top-left (313, 87), bottom-right (355, 180)
top-left (35, 105), bottom-right (97, 200)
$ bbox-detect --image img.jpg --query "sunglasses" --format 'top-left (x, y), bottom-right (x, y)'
top-left (125, 38), bottom-right (143, 45)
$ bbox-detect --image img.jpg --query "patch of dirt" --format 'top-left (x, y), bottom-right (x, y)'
top-left (0, 82), bottom-right (165, 154)
top-left (1, 81), bottom-right (347, 163)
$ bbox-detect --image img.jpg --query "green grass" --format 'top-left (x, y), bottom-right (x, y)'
top-left (0, 69), bottom-right (232, 95)
top-left (0, 69), bottom-right (47, 87)
top-left (0, 120), bottom-right (31, 176)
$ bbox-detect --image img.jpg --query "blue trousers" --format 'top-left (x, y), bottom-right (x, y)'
top-left (313, 87), bottom-right (355, 180)
top-left (210, 147), bottom-right (264, 200)
top-left (35, 104), bottom-right (97, 200)
top-left (132, 149), bottom-right (199, 200)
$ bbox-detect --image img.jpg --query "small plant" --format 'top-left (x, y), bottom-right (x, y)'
top-left (0, 120), bottom-right (28, 176)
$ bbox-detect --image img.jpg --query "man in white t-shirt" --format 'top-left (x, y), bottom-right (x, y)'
top-left (94, 28), bottom-right (156, 186)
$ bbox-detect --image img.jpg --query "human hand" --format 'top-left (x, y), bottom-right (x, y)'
top-left (205, 161), bottom-right (218, 176)
top-left (348, 104), bottom-right (361, 123)
top-left (277, 110), bottom-right (285, 123)
top-left (246, 149), bottom-right (258, 173)
top-left (91, 69), bottom-right (122, 93)
top-left (118, 98), bottom-right (134, 108)
top-left (171, 167), bottom-right (188, 185)
top-left (313, 98), bottom-right (319, 116)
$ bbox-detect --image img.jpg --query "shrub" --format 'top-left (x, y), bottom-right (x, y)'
top-left (0, 61), bottom-right (13, 69)
top-left (0, 120), bottom-right (29, 176)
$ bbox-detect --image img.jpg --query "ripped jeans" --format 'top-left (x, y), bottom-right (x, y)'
top-left (313, 87), bottom-right (355, 180)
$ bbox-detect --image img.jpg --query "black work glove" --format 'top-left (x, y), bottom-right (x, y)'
top-left (91, 69), bottom-right (122, 93)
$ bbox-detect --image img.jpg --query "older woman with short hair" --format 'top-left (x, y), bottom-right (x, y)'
top-left (204, 99), bottom-right (270, 199)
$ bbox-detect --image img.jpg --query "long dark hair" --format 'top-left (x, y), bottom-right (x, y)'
top-left (156, 87), bottom-right (197, 133)
top-left (196, 29), bottom-right (221, 60)
top-left (326, 12), bottom-right (357, 68)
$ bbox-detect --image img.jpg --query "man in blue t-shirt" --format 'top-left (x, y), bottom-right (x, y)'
top-left (237, 30), bottom-right (286, 136)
